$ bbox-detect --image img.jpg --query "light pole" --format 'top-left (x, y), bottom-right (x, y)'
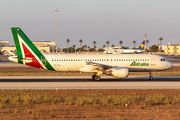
top-left (54, 10), bottom-right (59, 52)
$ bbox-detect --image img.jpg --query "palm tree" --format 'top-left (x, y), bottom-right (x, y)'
top-left (133, 40), bottom-right (136, 49)
top-left (87, 46), bottom-right (90, 51)
top-left (111, 44), bottom-right (115, 47)
top-left (93, 41), bottom-right (97, 52)
top-left (106, 41), bottom-right (110, 50)
top-left (84, 45), bottom-right (87, 51)
top-left (73, 44), bottom-right (76, 52)
top-left (103, 45), bottom-right (106, 48)
top-left (66, 39), bottom-right (70, 53)
top-left (79, 39), bottom-right (83, 48)
top-left (119, 40), bottom-right (123, 48)
top-left (159, 37), bottom-right (163, 52)
top-left (69, 47), bottom-right (73, 53)
top-left (82, 45), bottom-right (85, 51)
top-left (146, 40), bottom-right (149, 50)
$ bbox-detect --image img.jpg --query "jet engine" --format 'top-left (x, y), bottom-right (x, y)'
top-left (111, 67), bottom-right (129, 78)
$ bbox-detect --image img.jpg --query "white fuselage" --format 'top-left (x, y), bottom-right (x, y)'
top-left (42, 54), bottom-right (172, 72)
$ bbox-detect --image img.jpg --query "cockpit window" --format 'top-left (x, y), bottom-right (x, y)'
top-left (160, 58), bottom-right (166, 61)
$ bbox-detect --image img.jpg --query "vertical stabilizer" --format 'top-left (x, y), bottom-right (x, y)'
top-left (11, 27), bottom-right (54, 70)
top-left (137, 40), bottom-right (145, 50)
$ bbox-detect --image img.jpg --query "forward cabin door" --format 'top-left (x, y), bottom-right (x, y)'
top-left (150, 56), bottom-right (156, 66)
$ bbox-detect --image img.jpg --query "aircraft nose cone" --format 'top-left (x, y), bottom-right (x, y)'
top-left (170, 62), bottom-right (173, 68)
top-left (167, 61), bottom-right (173, 69)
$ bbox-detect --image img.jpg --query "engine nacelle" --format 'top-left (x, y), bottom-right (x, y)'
top-left (111, 67), bottom-right (129, 78)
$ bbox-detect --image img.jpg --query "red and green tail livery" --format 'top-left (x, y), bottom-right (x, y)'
top-left (11, 28), bottom-right (55, 70)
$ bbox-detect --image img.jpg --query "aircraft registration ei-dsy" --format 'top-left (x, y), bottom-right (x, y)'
top-left (9, 27), bottom-right (173, 81)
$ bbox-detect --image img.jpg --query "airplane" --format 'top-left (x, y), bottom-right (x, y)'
top-left (9, 27), bottom-right (173, 81)
top-left (3, 50), bottom-right (16, 56)
top-left (103, 40), bottom-right (145, 54)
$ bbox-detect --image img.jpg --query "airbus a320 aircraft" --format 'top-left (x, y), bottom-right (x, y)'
top-left (103, 40), bottom-right (145, 54)
top-left (9, 28), bottom-right (173, 81)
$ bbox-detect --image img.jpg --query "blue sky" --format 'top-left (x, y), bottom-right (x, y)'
top-left (1, 0), bottom-right (180, 48)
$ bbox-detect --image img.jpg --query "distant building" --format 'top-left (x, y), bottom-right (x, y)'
top-left (0, 40), bottom-right (10, 54)
top-left (0, 40), bottom-right (9, 47)
top-left (32, 41), bottom-right (55, 52)
top-left (0, 40), bottom-right (55, 54)
top-left (164, 43), bottom-right (180, 55)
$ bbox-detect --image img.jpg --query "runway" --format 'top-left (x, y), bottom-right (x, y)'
top-left (0, 76), bottom-right (179, 89)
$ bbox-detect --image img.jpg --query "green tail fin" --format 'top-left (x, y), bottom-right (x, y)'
top-left (11, 27), bottom-right (55, 70)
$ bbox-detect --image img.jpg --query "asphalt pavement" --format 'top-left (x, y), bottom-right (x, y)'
top-left (0, 76), bottom-right (179, 89)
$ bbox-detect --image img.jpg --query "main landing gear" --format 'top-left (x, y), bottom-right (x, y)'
top-left (92, 75), bottom-right (101, 81)
top-left (149, 71), bottom-right (154, 80)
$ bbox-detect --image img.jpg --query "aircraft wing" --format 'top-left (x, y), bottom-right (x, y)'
top-left (86, 61), bottom-right (118, 69)
top-left (80, 61), bottom-right (126, 72)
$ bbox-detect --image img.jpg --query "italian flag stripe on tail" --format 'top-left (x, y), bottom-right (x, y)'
top-left (11, 27), bottom-right (55, 71)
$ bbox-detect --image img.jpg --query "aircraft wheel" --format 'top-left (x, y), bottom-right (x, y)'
top-left (95, 76), bottom-right (101, 81)
top-left (92, 75), bottom-right (96, 80)
top-left (149, 76), bottom-right (154, 80)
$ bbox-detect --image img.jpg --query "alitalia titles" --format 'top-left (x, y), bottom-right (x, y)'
top-left (130, 61), bottom-right (149, 66)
